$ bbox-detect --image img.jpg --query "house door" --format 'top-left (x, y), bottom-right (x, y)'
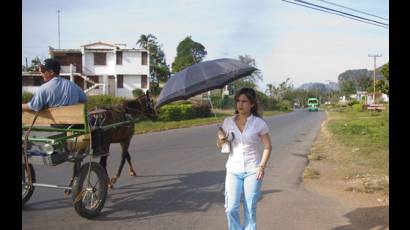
top-left (108, 75), bottom-right (116, 96)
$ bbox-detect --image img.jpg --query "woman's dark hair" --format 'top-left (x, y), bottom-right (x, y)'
top-left (234, 87), bottom-right (260, 117)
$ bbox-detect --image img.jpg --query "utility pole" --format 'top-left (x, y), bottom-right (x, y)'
top-left (57, 10), bottom-right (61, 49)
top-left (25, 57), bottom-right (28, 70)
top-left (368, 54), bottom-right (382, 104)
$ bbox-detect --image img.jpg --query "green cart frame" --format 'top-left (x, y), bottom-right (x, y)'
top-left (22, 103), bottom-right (132, 219)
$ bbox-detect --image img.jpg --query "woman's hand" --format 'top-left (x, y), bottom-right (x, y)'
top-left (256, 166), bottom-right (265, 180)
top-left (217, 127), bottom-right (227, 146)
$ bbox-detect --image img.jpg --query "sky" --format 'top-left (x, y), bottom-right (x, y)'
top-left (22, 0), bottom-right (389, 91)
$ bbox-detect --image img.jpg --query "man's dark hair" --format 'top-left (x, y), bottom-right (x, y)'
top-left (40, 58), bottom-right (61, 75)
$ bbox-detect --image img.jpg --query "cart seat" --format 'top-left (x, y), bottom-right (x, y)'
top-left (88, 109), bottom-right (107, 116)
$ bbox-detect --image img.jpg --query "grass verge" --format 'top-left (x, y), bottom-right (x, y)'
top-left (305, 106), bottom-right (389, 195)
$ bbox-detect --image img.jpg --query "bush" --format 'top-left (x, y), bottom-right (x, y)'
top-left (87, 95), bottom-right (125, 111)
top-left (348, 100), bottom-right (360, 106)
top-left (159, 101), bottom-right (212, 121)
top-left (132, 88), bottom-right (145, 98)
top-left (352, 103), bottom-right (363, 112)
top-left (22, 91), bottom-right (34, 103)
top-left (277, 100), bottom-right (293, 111)
top-left (210, 95), bottom-right (234, 109)
top-left (193, 101), bottom-right (212, 118)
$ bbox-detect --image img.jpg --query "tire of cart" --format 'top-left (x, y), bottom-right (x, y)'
top-left (71, 162), bottom-right (108, 219)
top-left (22, 163), bottom-right (36, 206)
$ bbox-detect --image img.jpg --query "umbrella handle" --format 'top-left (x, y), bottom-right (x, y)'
top-left (207, 92), bottom-right (218, 121)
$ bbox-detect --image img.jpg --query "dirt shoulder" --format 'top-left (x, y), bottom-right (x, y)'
top-left (303, 110), bottom-right (389, 229)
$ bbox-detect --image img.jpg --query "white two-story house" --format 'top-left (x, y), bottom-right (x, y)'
top-left (23, 41), bottom-right (150, 98)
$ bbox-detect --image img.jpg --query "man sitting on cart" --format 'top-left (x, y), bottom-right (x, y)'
top-left (22, 58), bottom-right (87, 112)
top-left (22, 58), bottom-right (111, 156)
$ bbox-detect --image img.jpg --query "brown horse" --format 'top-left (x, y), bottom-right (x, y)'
top-left (90, 92), bottom-right (159, 188)
top-left (63, 91), bottom-right (158, 195)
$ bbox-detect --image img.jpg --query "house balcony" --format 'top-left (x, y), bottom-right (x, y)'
top-left (60, 65), bottom-right (77, 74)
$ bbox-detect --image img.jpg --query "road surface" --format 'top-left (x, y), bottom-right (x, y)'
top-left (23, 109), bottom-right (355, 229)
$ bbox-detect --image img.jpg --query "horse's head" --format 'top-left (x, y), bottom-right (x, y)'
top-left (123, 90), bottom-right (159, 121)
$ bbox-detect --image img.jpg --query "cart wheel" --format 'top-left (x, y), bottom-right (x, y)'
top-left (71, 162), bottom-right (108, 219)
top-left (22, 163), bottom-right (35, 206)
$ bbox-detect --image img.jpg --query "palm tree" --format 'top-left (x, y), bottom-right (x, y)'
top-left (265, 83), bottom-right (274, 97)
top-left (137, 34), bottom-right (157, 49)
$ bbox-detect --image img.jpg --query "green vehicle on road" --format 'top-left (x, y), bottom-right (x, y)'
top-left (307, 98), bottom-right (319, 112)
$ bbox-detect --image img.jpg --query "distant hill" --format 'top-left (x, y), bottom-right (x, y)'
top-left (338, 67), bottom-right (384, 83)
top-left (297, 82), bottom-right (339, 92)
top-left (337, 66), bottom-right (385, 92)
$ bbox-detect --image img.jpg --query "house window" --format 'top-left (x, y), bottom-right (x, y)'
top-left (117, 75), bottom-right (123, 88)
top-left (141, 75), bottom-right (147, 88)
top-left (116, 52), bottom-right (123, 65)
top-left (94, 53), bottom-right (106, 65)
top-left (141, 52), bottom-right (148, 65)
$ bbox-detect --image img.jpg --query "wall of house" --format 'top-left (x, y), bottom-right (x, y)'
top-left (117, 75), bottom-right (148, 98)
top-left (115, 51), bottom-right (149, 75)
top-left (83, 52), bottom-right (116, 75)
top-left (22, 86), bottom-right (38, 94)
top-left (60, 65), bottom-right (77, 74)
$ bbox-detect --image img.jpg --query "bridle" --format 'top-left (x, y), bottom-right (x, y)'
top-left (123, 96), bottom-right (155, 116)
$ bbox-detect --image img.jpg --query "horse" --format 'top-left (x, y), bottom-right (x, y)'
top-left (95, 92), bottom-right (158, 188)
top-left (64, 91), bottom-right (158, 194)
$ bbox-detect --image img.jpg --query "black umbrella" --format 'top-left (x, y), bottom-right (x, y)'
top-left (155, 58), bottom-right (258, 109)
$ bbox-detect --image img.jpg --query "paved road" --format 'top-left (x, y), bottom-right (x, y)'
top-left (22, 109), bottom-right (354, 230)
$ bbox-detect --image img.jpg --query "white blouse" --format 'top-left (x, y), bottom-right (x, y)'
top-left (222, 114), bottom-right (270, 173)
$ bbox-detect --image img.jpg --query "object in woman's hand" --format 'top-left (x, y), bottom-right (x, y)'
top-left (218, 127), bottom-right (227, 140)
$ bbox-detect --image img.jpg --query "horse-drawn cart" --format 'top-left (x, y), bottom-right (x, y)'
top-left (22, 103), bottom-right (134, 219)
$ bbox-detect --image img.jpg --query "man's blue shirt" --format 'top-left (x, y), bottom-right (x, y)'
top-left (28, 76), bottom-right (87, 112)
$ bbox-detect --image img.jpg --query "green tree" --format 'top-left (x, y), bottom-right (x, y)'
top-left (137, 34), bottom-right (170, 95)
top-left (172, 36), bottom-right (207, 72)
top-left (377, 62), bottom-right (389, 95)
top-left (357, 76), bottom-right (373, 92)
top-left (229, 55), bottom-right (263, 94)
top-left (265, 83), bottom-right (274, 97)
top-left (340, 80), bottom-right (356, 96)
top-left (137, 34), bottom-right (157, 49)
top-left (275, 78), bottom-right (293, 101)
top-left (26, 57), bottom-right (42, 72)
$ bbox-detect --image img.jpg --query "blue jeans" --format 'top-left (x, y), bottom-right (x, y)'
top-left (225, 171), bottom-right (262, 230)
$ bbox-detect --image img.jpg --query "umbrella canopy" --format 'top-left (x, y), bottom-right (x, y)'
top-left (155, 58), bottom-right (257, 109)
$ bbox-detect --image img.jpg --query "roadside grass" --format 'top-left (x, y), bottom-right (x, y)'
top-left (303, 166), bottom-right (320, 179)
top-left (135, 110), bottom-right (286, 134)
top-left (327, 109), bottom-right (389, 176)
top-left (306, 106), bottom-right (389, 195)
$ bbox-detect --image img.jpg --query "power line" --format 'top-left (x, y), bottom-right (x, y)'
top-left (315, 0), bottom-right (389, 21)
top-left (292, 0), bottom-right (388, 26)
top-left (281, 0), bottom-right (389, 29)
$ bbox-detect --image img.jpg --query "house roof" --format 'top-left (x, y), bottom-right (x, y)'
top-left (49, 42), bottom-right (148, 52)
top-left (120, 48), bottom-right (148, 52)
top-left (81, 41), bottom-right (118, 48)
top-left (50, 49), bottom-right (82, 53)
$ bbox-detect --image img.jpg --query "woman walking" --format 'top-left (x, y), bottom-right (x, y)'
top-left (217, 87), bottom-right (272, 230)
